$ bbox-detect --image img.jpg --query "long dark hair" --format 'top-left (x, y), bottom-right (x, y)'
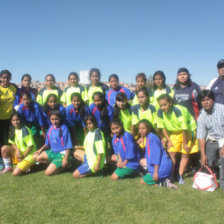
top-left (114, 92), bottom-right (130, 118)
top-left (49, 110), bottom-right (63, 137)
top-left (71, 92), bottom-right (86, 119)
top-left (152, 71), bottom-right (166, 89)
top-left (110, 118), bottom-right (125, 136)
top-left (43, 94), bottom-right (59, 113)
top-left (84, 114), bottom-right (98, 129)
top-left (92, 92), bottom-right (109, 122)
top-left (173, 68), bottom-right (192, 89)
top-left (136, 87), bottom-right (150, 106)
top-left (9, 112), bottom-right (26, 141)
top-left (138, 119), bottom-right (155, 134)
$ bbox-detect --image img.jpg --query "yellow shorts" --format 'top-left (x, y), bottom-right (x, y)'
top-left (181, 131), bottom-right (199, 154)
top-left (17, 160), bottom-right (34, 171)
top-left (168, 131), bottom-right (199, 154)
top-left (168, 132), bottom-right (183, 153)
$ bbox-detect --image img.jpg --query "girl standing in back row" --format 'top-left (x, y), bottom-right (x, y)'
top-left (0, 70), bottom-right (17, 147)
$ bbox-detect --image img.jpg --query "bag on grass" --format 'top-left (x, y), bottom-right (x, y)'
top-left (192, 165), bottom-right (218, 192)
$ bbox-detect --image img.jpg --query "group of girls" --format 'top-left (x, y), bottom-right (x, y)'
top-left (0, 67), bottom-right (201, 188)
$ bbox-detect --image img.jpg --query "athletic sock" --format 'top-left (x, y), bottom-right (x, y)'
top-left (3, 158), bottom-right (11, 169)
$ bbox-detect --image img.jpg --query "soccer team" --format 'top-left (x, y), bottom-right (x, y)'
top-left (1, 60), bottom-right (224, 190)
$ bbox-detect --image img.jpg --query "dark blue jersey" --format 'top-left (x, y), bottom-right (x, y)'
top-left (45, 124), bottom-right (73, 153)
top-left (65, 104), bottom-right (90, 128)
top-left (17, 102), bottom-right (44, 127)
top-left (145, 133), bottom-right (172, 179)
top-left (89, 103), bottom-right (114, 135)
top-left (174, 82), bottom-right (201, 120)
top-left (112, 131), bottom-right (140, 169)
top-left (14, 87), bottom-right (37, 108)
top-left (207, 77), bottom-right (224, 104)
top-left (43, 104), bottom-right (66, 128)
top-left (106, 86), bottom-right (134, 106)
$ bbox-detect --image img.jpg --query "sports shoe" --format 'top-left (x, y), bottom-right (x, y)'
top-left (0, 167), bottom-right (12, 175)
top-left (160, 179), bottom-right (178, 189)
top-left (178, 175), bottom-right (185, 184)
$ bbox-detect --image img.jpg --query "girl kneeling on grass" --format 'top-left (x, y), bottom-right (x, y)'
top-left (137, 120), bottom-right (176, 189)
top-left (110, 118), bottom-right (140, 180)
top-left (0, 112), bottom-right (37, 175)
top-left (33, 111), bottom-right (73, 176)
top-left (73, 115), bottom-right (106, 178)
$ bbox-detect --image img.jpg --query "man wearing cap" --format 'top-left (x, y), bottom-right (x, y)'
top-left (206, 59), bottom-right (224, 104)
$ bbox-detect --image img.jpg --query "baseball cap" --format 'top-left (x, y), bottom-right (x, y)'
top-left (217, 59), bottom-right (224, 69)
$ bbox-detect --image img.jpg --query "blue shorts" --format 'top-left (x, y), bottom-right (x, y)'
top-left (78, 154), bottom-right (92, 175)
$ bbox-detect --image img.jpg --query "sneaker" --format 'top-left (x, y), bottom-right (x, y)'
top-left (0, 167), bottom-right (12, 175)
top-left (161, 179), bottom-right (178, 189)
top-left (178, 175), bottom-right (185, 184)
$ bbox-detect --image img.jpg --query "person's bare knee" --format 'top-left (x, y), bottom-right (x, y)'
top-left (111, 172), bottom-right (119, 180)
top-left (1, 145), bottom-right (11, 157)
top-left (12, 167), bottom-right (23, 176)
top-left (73, 169), bottom-right (81, 178)
top-left (140, 158), bottom-right (147, 167)
top-left (45, 164), bottom-right (57, 176)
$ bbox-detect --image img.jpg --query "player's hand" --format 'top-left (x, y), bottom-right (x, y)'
top-left (94, 164), bottom-right (100, 172)
top-left (167, 140), bottom-right (174, 150)
top-left (34, 149), bottom-right (42, 155)
top-left (183, 144), bottom-right (191, 153)
top-left (153, 173), bottom-right (159, 181)
top-left (117, 160), bottom-right (123, 168)
top-left (62, 159), bottom-right (68, 168)
top-left (41, 131), bottom-right (46, 139)
top-left (161, 139), bottom-right (167, 149)
top-left (16, 152), bottom-right (23, 162)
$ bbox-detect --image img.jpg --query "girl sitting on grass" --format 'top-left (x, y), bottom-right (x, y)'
top-left (73, 115), bottom-right (106, 178)
top-left (137, 119), bottom-right (176, 189)
top-left (33, 110), bottom-right (73, 176)
top-left (110, 118), bottom-right (140, 180)
top-left (0, 112), bottom-right (37, 175)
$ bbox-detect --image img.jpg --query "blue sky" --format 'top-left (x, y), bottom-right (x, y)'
top-left (0, 0), bottom-right (224, 85)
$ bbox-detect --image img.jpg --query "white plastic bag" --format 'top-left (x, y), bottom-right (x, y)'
top-left (192, 165), bottom-right (218, 192)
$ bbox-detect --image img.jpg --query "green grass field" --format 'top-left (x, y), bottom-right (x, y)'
top-left (0, 169), bottom-right (224, 224)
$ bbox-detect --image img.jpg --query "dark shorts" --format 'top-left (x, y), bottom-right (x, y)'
top-left (142, 173), bottom-right (157, 185)
top-left (46, 150), bottom-right (64, 168)
top-left (114, 167), bottom-right (138, 178)
top-left (0, 119), bottom-right (11, 146)
top-left (78, 154), bottom-right (92, 175)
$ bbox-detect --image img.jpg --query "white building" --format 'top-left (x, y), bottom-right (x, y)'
top-left (80, 70), bottom-right (90, 85)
